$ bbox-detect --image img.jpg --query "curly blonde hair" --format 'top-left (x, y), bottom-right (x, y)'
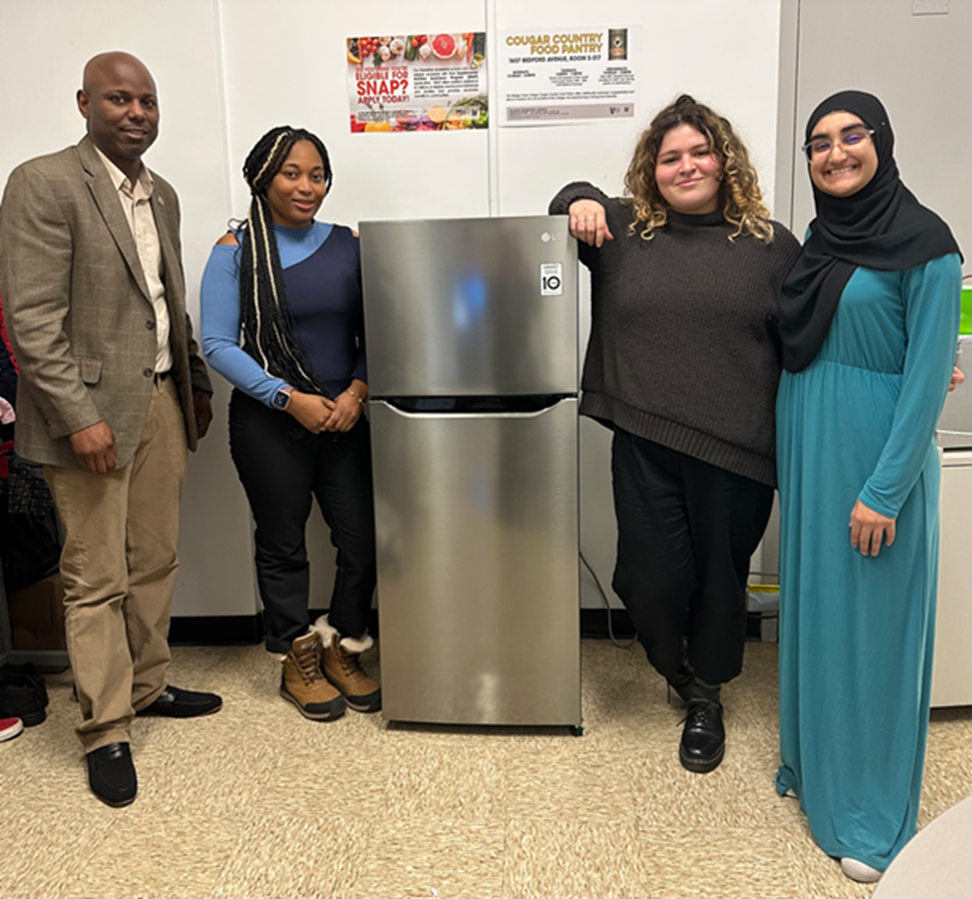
top-left (623, 94), bottom-right (774, 242)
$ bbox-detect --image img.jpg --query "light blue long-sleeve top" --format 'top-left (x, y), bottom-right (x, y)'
top-left (200, 221), bottom-right (366, 407)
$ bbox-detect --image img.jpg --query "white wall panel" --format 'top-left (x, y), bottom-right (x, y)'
top-left (218, 0), bottom-right (490, 230)
top-left (780, 0), bottom-right (971, 264)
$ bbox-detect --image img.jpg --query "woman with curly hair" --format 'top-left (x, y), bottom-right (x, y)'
top-left (200, 126), bottom-right (379, 721)
top-left (549, 94), bottom-right (800, 772)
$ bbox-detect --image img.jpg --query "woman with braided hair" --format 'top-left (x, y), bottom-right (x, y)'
top-left (201, 126), bottom-right (379, 721)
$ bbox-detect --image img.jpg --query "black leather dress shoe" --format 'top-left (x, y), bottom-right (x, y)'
top-left (679, 698), bottom-right (725, 773)
top-left (0, 664), bottom-right (49, 727)
top-left (87, 742), bottom-right (137, 807)
top-left (137, 685), bottom-right (222, 718)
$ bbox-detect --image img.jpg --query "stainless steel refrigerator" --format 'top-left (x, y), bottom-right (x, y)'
top-left (359, 215), bottom-right (581, 729)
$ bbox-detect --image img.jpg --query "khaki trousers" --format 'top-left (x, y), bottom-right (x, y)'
top-left (44, 376), bottom-right (188, 752)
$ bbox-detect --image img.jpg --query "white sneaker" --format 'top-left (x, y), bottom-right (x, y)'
top-left (783, 788), bottom-right (798, 799)
top-left (841, 858), bottom-right (882, 883)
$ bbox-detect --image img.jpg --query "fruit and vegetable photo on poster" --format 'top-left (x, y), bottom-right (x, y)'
top-left (347, 33), bottom-right (488, 133)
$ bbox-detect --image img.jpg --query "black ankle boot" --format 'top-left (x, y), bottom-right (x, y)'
top-left (679, 698), bottom-right (725, 773)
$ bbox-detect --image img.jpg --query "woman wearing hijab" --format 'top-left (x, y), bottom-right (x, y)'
top-left (776, 91), bottom-right (962, 882)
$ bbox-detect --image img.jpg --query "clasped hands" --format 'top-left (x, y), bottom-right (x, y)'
top-left (287, 389), bottom-right (362, 434)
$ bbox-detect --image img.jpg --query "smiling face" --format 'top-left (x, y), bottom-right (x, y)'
top-left (77, 53), bottom-right (159, 181)
top-left (653, 123), bottom-right (723, 215)
top-left (265, 140), bottom-right (327, 229)
top-left (808, 110), bottom-right (878, 198)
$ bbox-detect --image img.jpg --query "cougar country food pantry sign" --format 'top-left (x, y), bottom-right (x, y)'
top-left (497, 25), bottom-right (642, 126)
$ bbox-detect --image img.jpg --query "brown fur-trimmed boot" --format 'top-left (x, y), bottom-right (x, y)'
top-left (313, 617), bottom-right (381, 713)
top-left (280, 631), bottom-right (346, 721)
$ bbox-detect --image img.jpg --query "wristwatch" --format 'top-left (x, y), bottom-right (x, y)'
top-left (272, 386), bottom-right (294, 410)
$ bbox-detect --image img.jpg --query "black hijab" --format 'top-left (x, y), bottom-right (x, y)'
top-left (779, 90), bottom-right (961, 373)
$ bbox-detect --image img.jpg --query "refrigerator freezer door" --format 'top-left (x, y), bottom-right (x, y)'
top-left (360, 216), bottom-right (577, 397)
top-left (371, 398), bottom-right (580, 726)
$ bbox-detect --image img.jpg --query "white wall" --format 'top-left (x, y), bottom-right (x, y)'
top-left (777, 0), bottom-right (971, 266)
top-left (0, 0), bottom-right (784, 619)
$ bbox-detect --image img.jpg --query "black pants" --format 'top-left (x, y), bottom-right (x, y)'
top-left (229, 390), bottom-right (377, 654)
top-left (611, 428), bottom-right (773, 686)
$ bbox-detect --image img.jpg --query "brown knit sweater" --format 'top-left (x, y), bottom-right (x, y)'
top-left (550, 182), bottom-right (802, 486)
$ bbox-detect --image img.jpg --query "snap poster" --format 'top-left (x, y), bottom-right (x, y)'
top-left (497, 26), bottom-right (642, 126)
top-left (346, 33), bottom-right (488, 133)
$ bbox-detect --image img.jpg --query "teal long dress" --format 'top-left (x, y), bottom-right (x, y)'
top-left (776, 253), bottom-right (962, 870)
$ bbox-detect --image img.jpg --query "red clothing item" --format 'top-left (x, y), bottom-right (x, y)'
top-left (0, 291), bottom-right (18, 371)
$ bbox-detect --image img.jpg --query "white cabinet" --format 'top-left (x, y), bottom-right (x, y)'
top-left (931, 450), bottom-right (972, 707)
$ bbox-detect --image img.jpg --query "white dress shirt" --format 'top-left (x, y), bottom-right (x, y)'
top-left (95, 147), bottom-right (173, 373)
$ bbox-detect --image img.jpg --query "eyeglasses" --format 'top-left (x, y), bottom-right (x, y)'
top-left (802, 128), bottom-right (874, 160)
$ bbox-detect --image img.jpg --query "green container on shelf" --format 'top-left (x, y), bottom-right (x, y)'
top-left (961, 284), bottom-right (971, 335)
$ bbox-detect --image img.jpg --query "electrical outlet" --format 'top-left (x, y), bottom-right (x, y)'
top-left (913, 0), bottom-right (949, 15)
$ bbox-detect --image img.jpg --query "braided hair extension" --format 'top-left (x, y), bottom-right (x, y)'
top-left (238, 126), bottom-right (334, 394)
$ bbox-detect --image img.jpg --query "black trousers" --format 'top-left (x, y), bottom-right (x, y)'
top-left (229, 390), bottom-right (377, 653)
top-left (610, 428), bottom-right (774, 686)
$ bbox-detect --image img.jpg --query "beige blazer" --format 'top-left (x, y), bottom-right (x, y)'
top-left (0, 136), bottom-right (211, 468)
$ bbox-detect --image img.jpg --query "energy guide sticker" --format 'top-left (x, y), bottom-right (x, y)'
top-left (540, 263), bottom-right (563, 296)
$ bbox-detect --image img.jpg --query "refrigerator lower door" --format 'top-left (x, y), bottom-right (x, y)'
top-left (370, 398), bottom-right (580, 726)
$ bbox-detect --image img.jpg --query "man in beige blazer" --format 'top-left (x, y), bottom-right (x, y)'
top-left (0, 52), bottom-right (221, 807)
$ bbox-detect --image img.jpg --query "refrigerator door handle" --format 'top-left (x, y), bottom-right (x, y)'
top-left (370, 397), bottom-right (577, 420)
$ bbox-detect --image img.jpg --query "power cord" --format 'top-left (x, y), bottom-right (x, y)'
top-left (579, 550), bottom-right (639, 649)
top-left (580, 562), bottom-right (781, 650)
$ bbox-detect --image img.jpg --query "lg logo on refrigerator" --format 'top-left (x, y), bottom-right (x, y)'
top-left (540, 262), bottom-right (563, 296)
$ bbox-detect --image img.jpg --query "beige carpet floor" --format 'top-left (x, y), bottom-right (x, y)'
top-left (1, 640), bottom-right (969, 898)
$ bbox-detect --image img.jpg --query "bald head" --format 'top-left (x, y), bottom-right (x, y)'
top-left (78, 51), bottom-right (159, 181)
top-left (82, 51), bottom-right (155, 96)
